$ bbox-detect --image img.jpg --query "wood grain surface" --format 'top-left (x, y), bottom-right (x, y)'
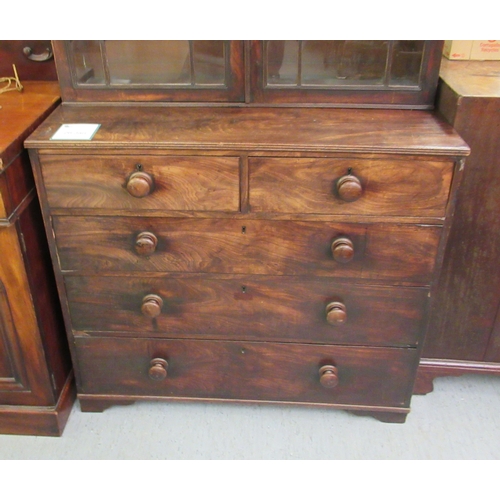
top-left (25, 105), bottom-right (469, 156)
top-left (74, 336), bottom-right (418, 408)
top-left (0, 222), bottom-right (53, 406)
top-left (65, 275), bottom-right (427, 347)
top-left (53, 216), bottom-right (441, 284)
top-left (0, 151), bottom-right (34, 222)
top-left (249, 157), bottom-right (453, 217)
top-left (0, 81), bottom-right (60, 170)
top-left (40, 154), bottom-right (240, 211)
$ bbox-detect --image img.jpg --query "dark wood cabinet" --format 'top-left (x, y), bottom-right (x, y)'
top-left (0, 82), bottom-right (74, 436)
top-left (415, 59), bottom-right (500, 393)
top-left (51, 40), bottom-right (442, 108)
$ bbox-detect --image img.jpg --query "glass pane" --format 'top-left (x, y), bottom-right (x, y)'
top-left (390, 41), bottom-right (425, 86)
top-left (302, 41), bottom-right (388, 86)
top-left (70, 40), bottom-right (105, 84)
top-left (266, 41), bottom-right (299, 85)
top-left (105, 41), bottom-right (191, 84)
top-left (193, 41), bottom-right (226, 84)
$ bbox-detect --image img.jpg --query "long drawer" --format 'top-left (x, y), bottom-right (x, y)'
top-left (39, 154), bottom-right (240, 211)
top-left (74, 336), bottom-right (418, 409)
top-left (65, 276), bottom-right (427, 347)
top-left (249, 157), bottom-right (453, 216)
top-left (53, 216), bottom-right (441, 284)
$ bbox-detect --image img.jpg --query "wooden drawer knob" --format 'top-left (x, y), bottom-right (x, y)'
top-left (319, 365), bottom-right (339, 389)
top-left (331, 237), bottom-right (354, 263)
top-left (336, 173), bottom-right (362, 202)
top-left (149, 358), bottom-right (168, 381)
top-left (141, 294), bottom-right (164, 318)
top-left (326, 301), bottom-right (347, 325)
top-left (135, 231), bottom-right (158, 256)
top-left (126, 170), bottom-right (154, 198)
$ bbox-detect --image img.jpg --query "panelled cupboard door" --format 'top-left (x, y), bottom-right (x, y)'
top-left (52, 40), bottom-right (245, 102)
top-left (0, 224), bottom-right (54, 406)
top-left (0, 279), bottom-right (31, 397)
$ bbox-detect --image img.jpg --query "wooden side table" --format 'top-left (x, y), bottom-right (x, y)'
top-left (415, 59), bottom-right (500, 393)
top-left (0, 81), bottom-right (74, 436)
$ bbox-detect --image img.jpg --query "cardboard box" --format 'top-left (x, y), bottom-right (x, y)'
top-left (444, 40), bottom-right (500, 60)
top-left (470, 40), bottom-right (500, 60)
top-left (443, 40), bottom-right (472, 60)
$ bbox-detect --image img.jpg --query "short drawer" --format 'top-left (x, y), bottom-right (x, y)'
top-left (53, 216), bottom-right (441, 284)
top-left (39, 154), bottom-right (240, 211)
top-left (65, 275), bottom-right (428, 347)
top-left (249, 157), bottom-right (453, 216)
top-left (74, 336), bottom-right (418, 409)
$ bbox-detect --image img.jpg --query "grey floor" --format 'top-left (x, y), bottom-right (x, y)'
top-left (0, 373), bottom-right (499, 459)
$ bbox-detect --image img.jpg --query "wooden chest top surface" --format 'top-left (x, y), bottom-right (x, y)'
top-left (26, 104), bottom-right (469, 156)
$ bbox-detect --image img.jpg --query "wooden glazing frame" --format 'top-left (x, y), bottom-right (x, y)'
top-left (248, 40), bottom-right (444, 108)
top-left (52, 40), bottom-right (245, 103)
top-left (52, 40), bottom-right (443, 108)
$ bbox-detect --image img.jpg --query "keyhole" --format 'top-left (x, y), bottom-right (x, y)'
top-left (242, 226), bottom-right (246, 234)
top-left (136, 163), bottom-right (143, 171)
top-left (241, 286), bottom-right (246, 293)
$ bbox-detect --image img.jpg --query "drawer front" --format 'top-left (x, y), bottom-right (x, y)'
top-left (74, 337), bottom-right (417, 408)
top-left (53, 216), bottom-right (441, 284)
top-left (249, 157), bottom-right (453, 216)
top-left (40, 155), bottom-right (240, 211)
top-left (65, 276), bottom-right (427, 347)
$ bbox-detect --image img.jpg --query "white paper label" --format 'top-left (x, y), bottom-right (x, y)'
top-left (50, 123), bottom-right (101, 141)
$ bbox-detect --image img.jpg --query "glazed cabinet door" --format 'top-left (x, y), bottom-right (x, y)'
top-left (249, 40), bottom-right (443, 108)
top-left (53, 40), bottom-right (245, 102)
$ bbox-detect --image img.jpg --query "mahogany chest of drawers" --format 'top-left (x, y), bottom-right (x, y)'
top-left (26, 104), bottom-right (468, 422)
